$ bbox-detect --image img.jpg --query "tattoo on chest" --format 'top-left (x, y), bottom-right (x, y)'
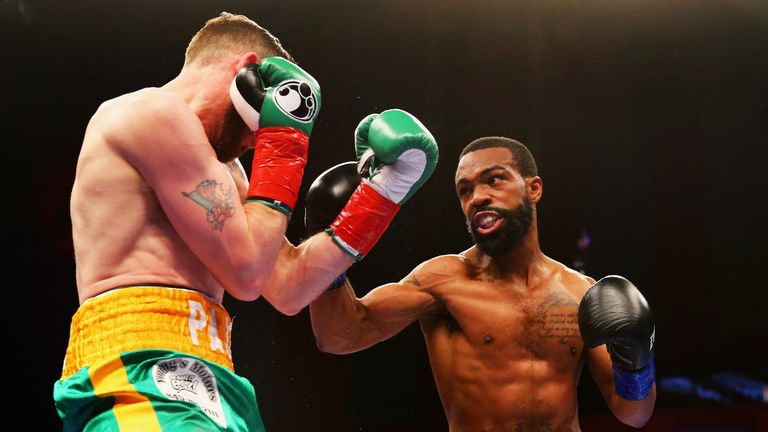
top-left (534, 292), bottom-right (579, 343)
top-left (405, 274), bottom-right (422, 286)
top-left (182, 179), bottom-right (236, 231)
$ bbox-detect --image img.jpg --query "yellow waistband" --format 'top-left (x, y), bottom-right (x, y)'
top-left (62, 286), bottom-right (233, 379)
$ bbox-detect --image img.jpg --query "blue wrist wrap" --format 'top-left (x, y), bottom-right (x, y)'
top-left (328, 272), bottom-right (347, 290)
top-left (614, 354), bottom-right (655, 400)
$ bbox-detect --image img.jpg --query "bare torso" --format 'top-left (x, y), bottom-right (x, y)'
top-left (71, 88), bottom-right (246, 304)
top-left (420, 253), bottom-right (592, 432)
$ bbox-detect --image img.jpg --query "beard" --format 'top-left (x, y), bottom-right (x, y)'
top-left (466, 196), bottom-right (534, 257)
top-left (212, 105), bottom-right (251, 162)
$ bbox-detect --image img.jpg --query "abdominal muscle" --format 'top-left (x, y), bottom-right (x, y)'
top-left (425, 331), bottom-right (582, 432)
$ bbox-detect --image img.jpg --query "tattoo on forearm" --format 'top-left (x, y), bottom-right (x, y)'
top-left (535, 292), bottom-right (579, 343)
top-left (405, 274), bottom-right (422, 286)
top-left (182, 179), bottom-right (236, 231)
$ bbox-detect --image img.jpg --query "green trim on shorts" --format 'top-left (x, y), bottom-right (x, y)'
top-left (54, 350), bottom-right (266, 432)
top-left (54, 368), bottom-right (121, 432)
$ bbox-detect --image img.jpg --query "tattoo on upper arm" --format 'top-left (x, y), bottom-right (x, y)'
top-left (182, 179), bottom-right (236, 231)
top-left (405, 274), bottom-right (422, 286)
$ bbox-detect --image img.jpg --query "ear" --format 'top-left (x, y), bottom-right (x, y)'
top-left (234, 52), bottom-right (260, 72)
top-left (527, 176), bottom-right (543, 204)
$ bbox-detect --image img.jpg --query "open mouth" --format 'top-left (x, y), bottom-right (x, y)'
top-left (472, 210), bottom-right (506, 236)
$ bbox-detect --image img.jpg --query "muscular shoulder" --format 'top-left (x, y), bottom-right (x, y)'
top-left (552, 260), bottom-right (596, 298)
top-left (404, 254), bottom-right (468, 289)
top-left (98, 88), bottom-right (189, 120)
top-left (94, 88), bottom-right (202, 147)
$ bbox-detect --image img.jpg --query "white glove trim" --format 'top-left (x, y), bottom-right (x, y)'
top-left (368, 148), bottom-right (427, 204)
top-left (229, 78), bottom-right (260, 131)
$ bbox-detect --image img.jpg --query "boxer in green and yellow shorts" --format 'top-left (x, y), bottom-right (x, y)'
top-left (54, 286), bottom-right (266, 431)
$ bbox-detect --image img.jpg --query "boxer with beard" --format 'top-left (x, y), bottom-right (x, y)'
top-left (309, 136), bottom-right (656, 431)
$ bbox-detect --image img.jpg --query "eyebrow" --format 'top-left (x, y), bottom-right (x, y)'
top-left (455, 165), bottom-right (510, 185)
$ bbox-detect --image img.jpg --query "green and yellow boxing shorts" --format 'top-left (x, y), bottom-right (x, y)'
top-left (53, 286), bottom-right (266, 431)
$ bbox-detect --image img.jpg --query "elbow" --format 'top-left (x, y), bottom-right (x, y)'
top-left (619, 415), bottom-right (651, 429)
top-left (312, 323), bottom-right (354, 354)
top-left (315, 338), bottom-right (333, 353)
top-left (225, 270), bottom-right (267, 302)
top-left (229, 288), bottom-right (261, 302)
top-left (269, 290), bottom-right (306, 316)
top-left (614, 401), bottom-right (654, 428)
top-left (310, 314), bottom-right (350, 354)
top-left (274, 301), bottom-right (303, 316)
top-left (619, 388), bottom-right (656, 428)
top-left (314, 328), bottom-right (366, 355)
top-left (634, 418), bottom-right (651, 429)
top-left (315, 337), bottom-right (351, 355)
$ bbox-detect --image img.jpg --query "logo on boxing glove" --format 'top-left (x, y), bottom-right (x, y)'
top-left (272, 80), bottom-right (317, 122)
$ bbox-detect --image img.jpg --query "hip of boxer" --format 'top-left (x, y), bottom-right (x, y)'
top-left (54, 286), bottom-right (265, 432)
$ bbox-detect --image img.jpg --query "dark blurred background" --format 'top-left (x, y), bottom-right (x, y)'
top-left (9, 0), bottom-right (767, 430)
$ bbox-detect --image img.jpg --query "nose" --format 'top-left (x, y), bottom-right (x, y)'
top-left (469, 185), bottom-right (492, 210)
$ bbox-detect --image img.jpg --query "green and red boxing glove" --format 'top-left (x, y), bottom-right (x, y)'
top-left (327, 109), bottom-right (438, 260)
top-left (230, 56), bottom-right (321, 217)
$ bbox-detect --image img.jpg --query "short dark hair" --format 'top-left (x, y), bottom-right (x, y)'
top-left (184, 12), bottom-right (293, 67)
top-left (460, 136), bottom-right (538, 178)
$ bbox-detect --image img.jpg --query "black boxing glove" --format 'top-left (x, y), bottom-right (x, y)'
top-left (305, 161), bottom-right (361, 234)
top-left (578, 275), bottom-right (656, 400)
top-left (304, 161), bottom-right (361, 288)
